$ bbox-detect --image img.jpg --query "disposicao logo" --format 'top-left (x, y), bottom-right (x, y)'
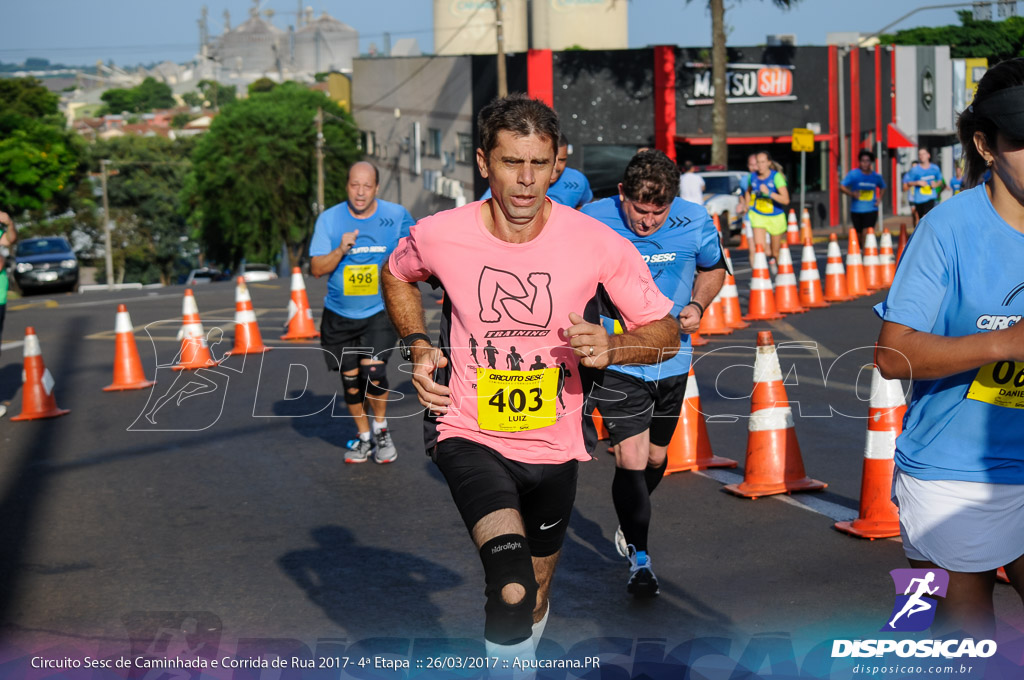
top-left (883, 568), bottom-right (948, 632)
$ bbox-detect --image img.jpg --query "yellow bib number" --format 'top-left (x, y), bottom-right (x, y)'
top-left (859, 189), bottom-right (875, 202)
top-left (755, 197), bottom-right (774, 213)
top-left (966, 361), bottom-right (1024, 409)
top-left (920, 184), bottom-right (934, 196)
top-left (477, 368), bottom-right (558, 432)
top-left (343, 264), bottom-right (378, 296)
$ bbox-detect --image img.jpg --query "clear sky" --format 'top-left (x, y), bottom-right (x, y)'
top-left (0, 0), bottom-right (975, 68)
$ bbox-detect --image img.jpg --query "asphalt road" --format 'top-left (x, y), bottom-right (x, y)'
top-left (0, 248), bottom-right (1021, 679)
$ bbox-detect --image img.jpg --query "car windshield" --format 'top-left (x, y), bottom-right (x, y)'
top-left (245, 264), bottom-right (271, 271)
top-left (702, 176), bottom-right (741, 195)
top-left (17, 239), bottom-right (72, 257)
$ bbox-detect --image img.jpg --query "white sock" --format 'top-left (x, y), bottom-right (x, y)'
top-left (484, 635), bottom-right (536, 663)
top-left (530, 602), bottom-right (550, 649)
top-left (372, 419), bottom-right (388, 433)
top-left (358, 431), bottom-right (371, 442)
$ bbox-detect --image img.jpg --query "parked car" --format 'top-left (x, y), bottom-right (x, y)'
top-left (697, 170), bottom-right (749, 237)
top-left (241, 263), bottom-right (278, 283)
top-left (12, 237), bottom-right (79, 293)
top-left (183, 267), bottom-right (229, 286)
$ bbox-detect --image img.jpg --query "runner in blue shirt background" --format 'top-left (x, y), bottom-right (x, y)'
top-left (951, 163), bottom-right (964, 195)
top-left (582, 149), bottom-right (725, 599)
top-left (901, 148), bottom-right (945, 225)
top-left (840, 149), bottom-right (887, 243)
top-left (875, 58), bottom-right (1024, 638)
top-left (309, 161), bottom-right (415, 464)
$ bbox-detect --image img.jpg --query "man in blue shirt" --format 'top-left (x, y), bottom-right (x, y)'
top-left (840, 149), bottom-right (887, 243)
top-left (309, 161), bottom-right (415, 464)
top-left (902, 148), bottom-right (944, 225)
top-left (582, 150), bottom-right (725, 598)
top-left (479, 133), bottom-right (593, 208)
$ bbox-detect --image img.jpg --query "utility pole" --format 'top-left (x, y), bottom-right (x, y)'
top-left (495, 0), bottom-right (508, 97)
top-left (315, 107), bottom-right (325, 215)
top-left (100, 159), bottom-right (114, 291)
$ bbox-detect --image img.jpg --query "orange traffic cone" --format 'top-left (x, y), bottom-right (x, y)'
top-left (712, 212), bottom-right (722, 238)
top-left (738, 222), bottom-right (750, 250)
top-left (227, 277), bottom-right (271, 356)
top-left (846, 229), bottom-right (868, 298)
top-left (592, 407), bottom-right (610, 440)
top-left (998, 567), bottom-right (1010, 584)
top-left (11, 327), bottom-right (70, 421)
top-left (878, 229), bottom-right (896, 286)
top-left (823, 233), bottom-right (852, 302)
top-left (786, 209), bottom-right (800, 245)
top-left (689, 328), bottom-right (708, 347)
top-left (835, 365), bottom-right (905, 539)
top-left (774, 244), bottom-right (806, 314)
top-left (666, 365), bottom-right (737, 474)
top-left (723, 331), bottom-right (827, 498)
top-left (896, 224), bottom-right (909, 265)
top-left (800, 208), bottom-right (813, 242)
top-left (721, 249), bottom-right (749, 329)
top-left (798, 239), bottom-right (829, 309)
top-left (698, 294), bottom-right (732, 336)
top-left (744, 245), bottom-right (784, 321)
top-left (104, 304), bottom-right (156, 391)
top-left (862, 230), bottom-right (883, 291)
top-left (174, 289), bottom-right (219, 371)
top-left (281, 267), bottom-right (320, 340)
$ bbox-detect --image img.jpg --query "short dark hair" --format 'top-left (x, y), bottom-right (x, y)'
top-left (858, 149), bottom-right (876, 163)
top-left (622, 149), bottom-right (680, 205)
top-left (558, 132), bottom-right (569, 148)
top-left (477, 93), bottom-right (560, 158)
top-left (682, 159), bottom-right (694, 171)
top-left (958, 58), bottom-right (1024, 187)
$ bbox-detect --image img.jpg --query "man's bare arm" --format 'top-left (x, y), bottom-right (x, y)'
top-left (567, 313), bottom-right (679, 369)
top-left (310, 229), bottom-right (358, 278)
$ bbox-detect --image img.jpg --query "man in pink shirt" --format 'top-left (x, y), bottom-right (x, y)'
top-left (382, 94), bottom-right (678, 660)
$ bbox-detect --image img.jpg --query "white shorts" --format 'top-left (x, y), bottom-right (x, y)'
top-left (892, 468), bottom-right (1024, 573)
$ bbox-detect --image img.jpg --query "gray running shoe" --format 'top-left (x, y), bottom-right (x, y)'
top-left (627, 546), bottom-right (660, 598)
top-left (373, 428), bottom-right (397, 464)
top-left (344, 437), bottom-right (373, 463)
top-left (614, 525), bottom-right (628, 558)
top-left (0, 404), bottom-right (6, 419)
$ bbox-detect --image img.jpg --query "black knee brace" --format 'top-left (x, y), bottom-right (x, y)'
top-left (341, 372), bottom-right (364, 405)
top-left (479, 534), bottom-right (538, 645)
top-left (362, 363), bottom-right (389, 397)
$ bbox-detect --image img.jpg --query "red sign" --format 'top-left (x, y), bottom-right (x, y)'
top-left (757, 68), bottom-right (793, 97)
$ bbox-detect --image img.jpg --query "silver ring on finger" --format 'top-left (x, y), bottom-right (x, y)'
top-left (589, 345), bottom-right (594, 356)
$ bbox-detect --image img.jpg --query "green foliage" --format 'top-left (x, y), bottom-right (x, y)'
top-left (91, 136), bottom-right (197, 285)
top-left (197, 80), bottom-right (237, 110)
top-left (171, 112), bottom-right (192, 129)
top-left (99, 77), bottom-right (175, 115)
top-left (881, 11), bottom-right (1024, 62)
top-left (181, 91), bottom-right (203, 108)
top-left (0, 78), bottom-right (83, 215)
top-left (248, 78), bottom-right (277, 95)
top-left (185, 82), bottom-right (361, 267)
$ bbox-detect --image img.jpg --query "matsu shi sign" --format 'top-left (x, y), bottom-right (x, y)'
top-left (686, 62), bottom-right (796, 105)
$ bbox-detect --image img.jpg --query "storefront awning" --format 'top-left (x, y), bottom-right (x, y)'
top-left (887, 123), bottom-right (916, 148)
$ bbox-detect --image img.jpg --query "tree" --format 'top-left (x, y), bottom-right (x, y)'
top-left (881, 11), bottom-right (1024, 62)
top-left (694, 0), bottom-right (799, 167)
top-left (99, 77), bottom-right (175, 115)
top-left (181, 91), bottom-right (203, 108)
top-left (92, 135), bottom-right (196, 285)
top-left (0, 78), bottom-right (83, 215)
top-left (197, 80), bottom-right (237, 110)
top-left (185, 82), bottom-right (361, 268)
top-left (248, 77), bottom-right (277, 95)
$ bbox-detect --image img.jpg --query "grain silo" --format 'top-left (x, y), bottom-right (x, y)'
top-left (294, 12), bottom-right (359, 74)
top-left (531, 0), bottom-right (627, 51)
top-left (433, 0), bottom-right (528, 56)
top-left (214, 8), bottom-right (284, 76)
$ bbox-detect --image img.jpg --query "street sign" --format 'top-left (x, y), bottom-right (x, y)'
top-left (792, 128), bottom-right (814, 152)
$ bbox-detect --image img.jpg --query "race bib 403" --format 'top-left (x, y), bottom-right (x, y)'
top-left (476, 368), bottom-right (558, 432)
top-left (966, 361), bottom-right (1024, 409)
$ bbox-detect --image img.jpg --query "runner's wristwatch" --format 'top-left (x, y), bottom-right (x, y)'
top-left (399, 333), bottom-right (432, 361)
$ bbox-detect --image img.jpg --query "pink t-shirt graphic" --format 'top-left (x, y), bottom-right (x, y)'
top-left (389, 200), bottom-right (674, 464)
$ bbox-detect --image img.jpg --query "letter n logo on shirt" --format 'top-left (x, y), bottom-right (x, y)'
top-left (477, 267), bottom-right (553, 328)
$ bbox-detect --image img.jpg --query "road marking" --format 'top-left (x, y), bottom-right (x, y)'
top-left (769, 320), bottom-right (838, 358)
top-left (696, 468), bottom-right (863, 524)
top-left (9, 299), bottom-right (59, 311)
top-left (1, 341), bottom-right (25, 351)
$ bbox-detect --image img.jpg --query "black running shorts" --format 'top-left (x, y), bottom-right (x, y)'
top-left (320, 308), bottom-right (397, 372)
top-left (914, 200), bottom-right (936, 219)
top-left (432, 437), bottom-right (578, 557)
top-left (594, 370), bottom-right (688, 447)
